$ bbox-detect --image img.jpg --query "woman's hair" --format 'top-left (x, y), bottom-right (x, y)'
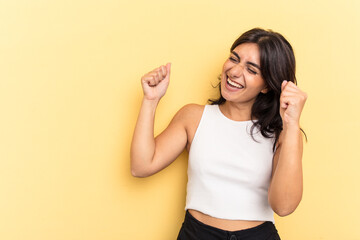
top-left (209, 28), bottom-right (306, 151)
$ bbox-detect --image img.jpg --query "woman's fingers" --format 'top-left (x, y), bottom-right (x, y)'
top-left (140, 63), bottom-right (171, 101)
top-left (142, 75), bottom-right (156, 86)
top-left (156, 69), bottom-right (163, 82)
top-left (142, 71), bottom-right (159, 87)
top-left (165, 63), bottom-right (171, 79)
top-left (281, 82), bottom-right (307, 100)
top-left (281, 80), bottom-right (288, 91)
top-left (148, 66), bottom-right (166, 86)
top-left (279, 79), bottom-right (307, 125)
top-left (160, 65), bottom-right (167, 78)
top-left (141, 64), bottom-right (171, 88)
top-left (158, 64), bottom-right (169, 81)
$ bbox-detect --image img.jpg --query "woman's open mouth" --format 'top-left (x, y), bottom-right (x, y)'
top-left (226, 77), bottom-right (244, 90)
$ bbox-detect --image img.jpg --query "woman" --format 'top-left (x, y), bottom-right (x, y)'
top-left (130, 28), bottom-right (307, 240)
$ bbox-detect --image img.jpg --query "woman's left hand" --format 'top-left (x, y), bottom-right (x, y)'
top-left (279, 80), bottom-right (307, 127)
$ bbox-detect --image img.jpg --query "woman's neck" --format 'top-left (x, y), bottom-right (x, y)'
top-left (219, 101), bottom-right (253, 121)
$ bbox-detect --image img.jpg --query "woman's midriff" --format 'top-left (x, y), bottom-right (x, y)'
top-left (188, 209), bottom-right (266, 231)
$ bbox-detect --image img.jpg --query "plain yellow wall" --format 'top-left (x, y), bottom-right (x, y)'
top-left (1, 0), bottom-right (360, 239)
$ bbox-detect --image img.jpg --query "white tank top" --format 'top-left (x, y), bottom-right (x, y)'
top-left (185, 104), bottom-right (275, 223)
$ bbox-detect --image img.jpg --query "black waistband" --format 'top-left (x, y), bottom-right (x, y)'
top-left (184, 210), bottom-right (278, 238)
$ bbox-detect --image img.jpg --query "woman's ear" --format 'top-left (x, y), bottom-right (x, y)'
top-left (261, 87), bottom-right (269, 94)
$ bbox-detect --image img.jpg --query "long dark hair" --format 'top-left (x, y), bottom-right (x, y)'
top-left (209, 28), bottom-right (306, 151)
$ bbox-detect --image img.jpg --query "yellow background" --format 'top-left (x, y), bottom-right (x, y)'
top-left (1, 0), bottom-right (359, 239)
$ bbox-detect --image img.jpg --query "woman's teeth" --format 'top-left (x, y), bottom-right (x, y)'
top-left (227, 78), bottom-right (244, 89)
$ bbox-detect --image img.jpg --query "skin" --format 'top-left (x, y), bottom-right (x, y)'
top-left (130, 43), bottom-right (307, 231)
top-left (219, 43), bottom-right (268, 121)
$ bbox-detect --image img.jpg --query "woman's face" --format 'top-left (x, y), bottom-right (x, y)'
top-left (221, 43), bottom-right (268, 105)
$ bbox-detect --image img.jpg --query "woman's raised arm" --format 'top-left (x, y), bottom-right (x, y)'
top-left (130, 63), bottom-right (188, 177)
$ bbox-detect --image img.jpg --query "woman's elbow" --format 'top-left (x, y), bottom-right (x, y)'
top-left (271, 200), bottom-right (301, 217)
top-left (131, 171), bottom-right (147, 178)
top-left (131, 167), bottom-right (151, 178)
top-left (130, 155), bottom-right (151, 178)
top-left (130, 162), bottom-right (153, 178)
top-left (269, 193), bottom-right (302, 217)
top-left (273, 206), bottom-right (296, 217)
top-left (131, 168), bottom-right (141, 178)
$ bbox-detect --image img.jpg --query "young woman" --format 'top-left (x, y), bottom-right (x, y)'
top-left (130, 28), bottom-right (307, 240)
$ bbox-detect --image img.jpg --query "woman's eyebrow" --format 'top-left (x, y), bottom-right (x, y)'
top-left (247, 62), bottom-right (261, 70)
top-left (231, 51), bottom-right (261, 70)
top-left (231, 51), bottom-right (240, 60)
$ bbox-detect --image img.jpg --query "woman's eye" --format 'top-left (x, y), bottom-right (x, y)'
top-left (229, 57), bottom-right (237, 62)
top-left (248, 68), bottom-right (257, 75)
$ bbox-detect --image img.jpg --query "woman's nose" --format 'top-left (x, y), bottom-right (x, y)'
top-left (228, 64), bottom-right (244, 78)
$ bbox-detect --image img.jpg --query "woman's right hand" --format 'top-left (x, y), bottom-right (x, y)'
top-left (141, 63), bottom-right (171, 101)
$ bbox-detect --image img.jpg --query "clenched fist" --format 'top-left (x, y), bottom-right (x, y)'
top-left (279, 80), bottom-right (307, 127)
top-left (141, 63), bottom-right (171, 101)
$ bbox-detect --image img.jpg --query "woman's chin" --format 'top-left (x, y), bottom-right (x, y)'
top-left (220, 90), bottom-right (232, 102)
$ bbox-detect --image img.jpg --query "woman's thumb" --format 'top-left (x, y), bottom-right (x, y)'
top-left (166, 62), bottom-right (171, 77)
top-left (281, 80), bottom-right (288, 91)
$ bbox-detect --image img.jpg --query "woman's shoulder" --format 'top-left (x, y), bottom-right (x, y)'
top-left (177, 104), bottom-right (206, 144)
top-left (174, 104), bottom-right (206, 126)
top-left (179, 103), bottom-right (206, 114)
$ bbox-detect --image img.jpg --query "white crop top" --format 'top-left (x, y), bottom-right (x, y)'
top-left (185, 104), bottom-right (275, 223)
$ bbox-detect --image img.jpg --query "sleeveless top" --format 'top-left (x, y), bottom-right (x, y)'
top-left (185, 104), bottom-right (275, 223)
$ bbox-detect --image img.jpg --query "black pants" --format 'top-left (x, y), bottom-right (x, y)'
top-left (177, 210), bottom-right (281, 240)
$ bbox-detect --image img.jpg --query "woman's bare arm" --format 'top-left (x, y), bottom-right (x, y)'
top-left (131, 99), bottom-right (188, 177)
top-left (268, 81), bottom-right (307, 216)
top-left (130, 63), bottom-right (188, 177)
top-left (268, 126), bottom-right (303, 216)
